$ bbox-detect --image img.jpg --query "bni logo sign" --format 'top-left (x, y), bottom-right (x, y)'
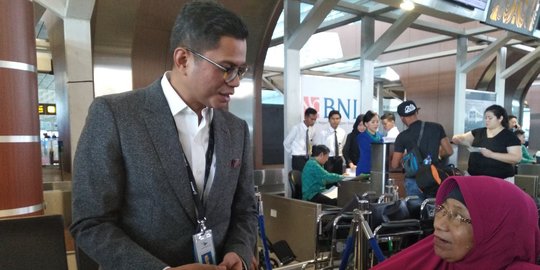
top-left (303, 96), bottom-right (320, 112)
top-left (303, 96), bottom-right (359, 120)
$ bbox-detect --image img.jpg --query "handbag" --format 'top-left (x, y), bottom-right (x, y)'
top-left (403, 121), bottom-right (425, 178)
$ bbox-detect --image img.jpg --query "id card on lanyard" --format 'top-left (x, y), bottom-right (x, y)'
top-left (182, 122), bottom-right (216, 264)
top-left (192, 228), bottom-right (216, 264)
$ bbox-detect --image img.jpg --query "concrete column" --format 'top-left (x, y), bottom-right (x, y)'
top-left (49, 17), bottom-right (94, 173)
top-left (283, 0), bottom-right (301, 177)
top-left (360, 17), bottom-right (375, 112)
top-left (41, 1), bottom-right (95, 173)
top-left (0, 0), bottom-right (44, 217)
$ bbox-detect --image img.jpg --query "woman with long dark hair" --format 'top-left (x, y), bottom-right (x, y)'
top-left (452, 104), bottom-right (521, 182)
top-left (342, 114), bottom-right (365, 170)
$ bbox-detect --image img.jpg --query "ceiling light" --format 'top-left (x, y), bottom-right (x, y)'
top-left (400, 0), bottom-right (415, 11)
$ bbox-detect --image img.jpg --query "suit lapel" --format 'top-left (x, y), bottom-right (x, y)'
top-left (205, 111), bottom-right (232, 217)
top-left (142, 81), bottom-right (197, 224)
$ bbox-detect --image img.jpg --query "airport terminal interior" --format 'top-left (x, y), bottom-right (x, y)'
top-left (3, 0), bottom-right (540, 269)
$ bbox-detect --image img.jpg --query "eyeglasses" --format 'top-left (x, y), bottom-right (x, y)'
top-left (434, 204), bottom-right (472, 225)
top-left (185, 48), bottom-right (248, 83)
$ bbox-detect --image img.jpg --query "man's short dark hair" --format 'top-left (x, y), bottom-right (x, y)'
top-left (169, 1), bottom-right (249, 55)
top-left (304, 107), bottom-right (317, 117)
top-left (328, 110), bottom-right (341, 119)
top-left (508, 115), bottom-right (518, 120)
top-left (381, 112), bottom-right (395, 122)
top-left (311, 144), bottom-right (330, 157)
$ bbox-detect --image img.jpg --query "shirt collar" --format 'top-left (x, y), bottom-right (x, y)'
top-left (161, 71), bottom-right (213, 121)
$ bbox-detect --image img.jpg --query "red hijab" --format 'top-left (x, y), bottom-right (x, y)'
top-left (372, 176), bottom-right (540, 269)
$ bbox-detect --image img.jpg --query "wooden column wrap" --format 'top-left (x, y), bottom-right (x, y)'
top-left (0, 144), bottom-right (43, 216)
top-left (0, 0), bottom-right (37, 63)
top-left (0, 0), bottom-right (43, 217)
top-left (0, 69), bottom-right (39, 134)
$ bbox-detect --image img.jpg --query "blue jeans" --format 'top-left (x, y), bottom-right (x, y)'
top-left (404, 177), bottom-right (426, 200)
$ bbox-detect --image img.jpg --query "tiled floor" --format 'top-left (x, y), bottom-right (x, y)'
top-left (67, 251), bottom-right (77, 270)
top-left (43, 165), bottom-right (72, 182)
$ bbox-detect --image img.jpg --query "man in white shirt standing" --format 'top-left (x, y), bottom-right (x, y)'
top-left (381, 112), bottom-right (400, 142)
top-left (284, 107), bottom-right (318, 171)
top-left (313, 110), bottom-right (346, 174)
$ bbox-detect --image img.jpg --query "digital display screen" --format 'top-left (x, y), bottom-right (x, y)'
top-left (486, 0), bottom-right (540, 36)
top-left (38, 103), bottom-right (56, 115)
top-left (447, 0), bottom-right (489, 10)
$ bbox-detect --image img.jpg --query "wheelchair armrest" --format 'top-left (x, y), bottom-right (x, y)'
top-left (373, 219), bottom-right (423, 236)
top-left (323, 207), bottom-right (343, 212)
top-left (382, 219), bottom-right (421, 228)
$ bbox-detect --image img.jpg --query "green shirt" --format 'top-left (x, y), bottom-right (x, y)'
top-left (520, 145), bottom-right (535, 164)
top-left (301, 158), bottom-right (343, 200)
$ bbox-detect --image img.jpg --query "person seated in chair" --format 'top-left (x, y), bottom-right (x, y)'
top-left (371, 175), bottom-right (540, 269)
top-left (515, 129), bottom-right (535, 164)
top-left (302, 144), bottom-right (344, 206)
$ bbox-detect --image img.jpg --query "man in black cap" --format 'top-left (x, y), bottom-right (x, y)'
top-left (390, 100), bottom-right (454, 199)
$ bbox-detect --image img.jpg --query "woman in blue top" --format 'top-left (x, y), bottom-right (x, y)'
top-left (356, 111), bottom-right (384, 175)
top-left (302, 144), bottom-right (344, 206)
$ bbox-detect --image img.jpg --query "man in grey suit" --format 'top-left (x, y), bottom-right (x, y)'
top-left (70, 2), bottom-right (257, 270)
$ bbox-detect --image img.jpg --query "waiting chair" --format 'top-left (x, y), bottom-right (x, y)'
top-left (75, 245), bottom-right (100, 270)
top-left (313, 208), bottom-right (352, 270)
top-left (0, 214), bottom-right (68, 270)
top-left (373, 219), bottom-right (423, 264)
top-left (404, 195), bottom-right (423, 220)
top-left (371, 200), bottom-right (423, 266)
top-left (288, 170), bottom-right (303, 199)
top-left (360, 191), bottom-right (379, 203)
top-left (420, 198), bottom-right (436, 237)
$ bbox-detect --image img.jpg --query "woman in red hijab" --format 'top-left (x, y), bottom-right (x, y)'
top-left (372, 176), bottom-right (540, 269)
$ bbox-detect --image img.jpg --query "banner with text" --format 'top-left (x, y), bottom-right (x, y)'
top-left (301, 75), bottom-right (362, 131)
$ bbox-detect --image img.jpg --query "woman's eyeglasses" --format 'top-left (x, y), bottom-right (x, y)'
top-left (186, 47), bottom-right (248, 83)
top-left (435, 204), bottom-right (472, 225)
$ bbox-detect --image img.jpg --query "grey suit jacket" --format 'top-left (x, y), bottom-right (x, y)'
top-left (70, 79), bottom-right (258, 270)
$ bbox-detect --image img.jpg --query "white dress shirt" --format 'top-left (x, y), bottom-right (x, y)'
top-left (313, 125), bottom-right (346, 157)
top-left (384, 126), bottom-right (400, 142)
top-left (283, 121), bottom-right (315, 156)
top-left (161, 72), bottom-right (216, 201)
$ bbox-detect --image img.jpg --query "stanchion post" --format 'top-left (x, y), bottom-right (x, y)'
top-left (256, 188), bottom-right (273, 270)
top-left (353, 201), bottom-right (371, 270)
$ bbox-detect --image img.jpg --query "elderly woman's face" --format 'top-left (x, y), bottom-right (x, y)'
top-left (433, 198), bottom-right (474, 262)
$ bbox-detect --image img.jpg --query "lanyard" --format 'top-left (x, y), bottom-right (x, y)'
top-left (181, 121), bottom-right (214, 232)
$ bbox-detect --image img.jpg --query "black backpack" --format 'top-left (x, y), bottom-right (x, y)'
top-left (416, 164), bottom-right (463, 197)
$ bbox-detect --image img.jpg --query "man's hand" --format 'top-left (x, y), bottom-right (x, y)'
top-left (250, 255), bottom-right (258, 270)
top-left (170, 263), bottom-right (226, 270)
top-left (219, 252), bottom-right (244, 270)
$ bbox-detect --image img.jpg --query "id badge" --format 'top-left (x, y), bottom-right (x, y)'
top-left (192, 229), bottom-right (216, 265)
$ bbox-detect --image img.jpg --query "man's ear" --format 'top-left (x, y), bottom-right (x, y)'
top-left (173, 47), bottom-right (189, 70)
